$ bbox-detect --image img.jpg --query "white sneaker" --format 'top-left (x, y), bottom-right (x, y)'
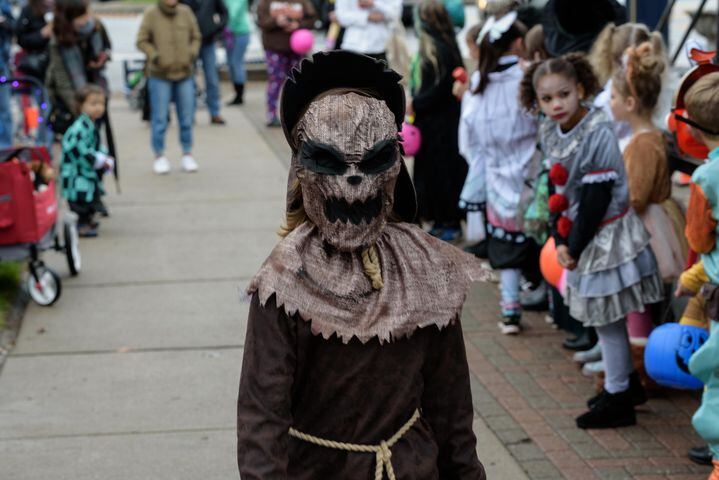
top-left (153, 156), bottom-right (171, 175)
top-left (181, 155), bottom-right (198, 172)
top-left (573, 343), bottom-right (602, 364)
top-left (581, 360), bottom-right (605, 377)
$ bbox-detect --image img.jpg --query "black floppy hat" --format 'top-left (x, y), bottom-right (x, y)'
top-left (279, 51), bottom-right (418, 223)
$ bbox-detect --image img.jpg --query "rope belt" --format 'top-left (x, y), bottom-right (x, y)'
top-left (288, 409), bottom-right (421, 480)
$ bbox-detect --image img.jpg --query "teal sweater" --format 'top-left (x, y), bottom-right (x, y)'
top-left (224, 0), bottom-right (250, 34)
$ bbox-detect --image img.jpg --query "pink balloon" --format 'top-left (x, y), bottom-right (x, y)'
top-left (290, 29), bottom-right (314, 55)
top-left (558, 269), bottom-right (567, 297)
top-left (400, 122), bottom-right (422, 156)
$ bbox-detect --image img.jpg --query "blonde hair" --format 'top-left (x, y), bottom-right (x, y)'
top-left (589, 23), bottom-right (656, 85)
top-left (612, 41), bottom-right (666, 115)
top-left (279, 179), bottom-right (384, 289)
top-left (685, 72), bottom-right (719, 141)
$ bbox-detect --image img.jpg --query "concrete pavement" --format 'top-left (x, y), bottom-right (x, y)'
top-left (0, 85), bottom-right (528, 479)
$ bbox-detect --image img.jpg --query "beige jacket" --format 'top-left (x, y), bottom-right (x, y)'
top-left (136, 2), bottom-right (201, 81)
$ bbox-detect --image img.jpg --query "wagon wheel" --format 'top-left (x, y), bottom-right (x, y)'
top-left (64, 221), bottom-right (81, 276)
top-left (27, 265), bottom-right (62, 306)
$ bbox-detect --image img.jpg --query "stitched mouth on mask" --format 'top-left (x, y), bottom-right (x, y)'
top-left (324, 195), bottom-right (382, 225)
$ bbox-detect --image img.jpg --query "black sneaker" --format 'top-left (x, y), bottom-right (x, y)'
top-left (688, 445), bottom-right (713, 466)
top-left (498, 314), bottom-right (521, 335)
top-left (576, 389), bottom-right (636, 429)
top-left (587, 371), bottom-right (647, 409)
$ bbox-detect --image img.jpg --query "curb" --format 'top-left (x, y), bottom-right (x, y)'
top-left (0, 286), bottom-right (30, 371)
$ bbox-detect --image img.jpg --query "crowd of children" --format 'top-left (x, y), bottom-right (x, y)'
top-left (403, 0), bottom-right (719, 474)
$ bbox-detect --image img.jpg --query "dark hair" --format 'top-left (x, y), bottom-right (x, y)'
top-left (29, 0), bottom-right (49, 17)
top-left (465, 23), bottom-right (483, 45)
top-left (53, 0), bottom-right (89, 46)
top-left (519, 53), bottom-right (601, 111)
top-left (474, 19), bottom-right (527, 94)
top-left (75, 83), bottom-right (105, 109)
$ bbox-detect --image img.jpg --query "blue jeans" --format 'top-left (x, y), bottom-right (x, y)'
top-left (199, 43), bottom-right (221, 117)
top-left (149, 76), bottom-right (194, 156)
top-left (0, 70), bottom-right (12, 148)
top-left (228, 33), bottom-right (250, 85)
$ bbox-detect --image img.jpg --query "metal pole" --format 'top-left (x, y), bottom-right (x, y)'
top-left (655, 0), bottom-right (678, 31)
top-left (671, 0), bottom-right (710, 65)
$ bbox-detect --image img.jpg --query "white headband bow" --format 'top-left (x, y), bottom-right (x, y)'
top-left (477, 10), bottom-right (518, 45)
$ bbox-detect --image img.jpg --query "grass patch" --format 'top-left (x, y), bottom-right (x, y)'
top-left (0, 262), bottom-right (22, 330)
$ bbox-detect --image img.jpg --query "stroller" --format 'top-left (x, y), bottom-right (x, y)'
top-left (0, 76), bottom-right (81, 306)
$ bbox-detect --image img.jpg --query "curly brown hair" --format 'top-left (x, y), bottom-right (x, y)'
top-left (612, 39), bottom-right (666, 115)
top-left (519, 53), bottom-right (601, 112)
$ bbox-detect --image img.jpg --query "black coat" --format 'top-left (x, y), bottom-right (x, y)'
top-left (16, 6), bottom-right (49, 53)
top-left (411, 37), bottom-right (467, 226)
top-left (180, 0), bottom-right (228, 44)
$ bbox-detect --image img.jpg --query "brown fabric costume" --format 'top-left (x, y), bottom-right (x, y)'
top-left (237, 52), bottom-right (487, 479)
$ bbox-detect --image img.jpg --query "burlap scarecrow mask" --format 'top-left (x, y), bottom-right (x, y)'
top-left (281, 51), bottom-right (417, 252)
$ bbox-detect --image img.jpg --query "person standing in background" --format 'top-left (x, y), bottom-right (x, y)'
top-left (180, 0), bottom-right (228, 125)
top-left (0, 0), bottom-right (14, 148)
top-left (255, 0), bottom-right (316, 127)
top-left (335, 0), bottom-right (401, 61)
top-left (16, 0), bottom-right (54, 83)
top-left (224, 0), bottom-right (250, 106)
top-left (136, 0), bottom-right (201, 174)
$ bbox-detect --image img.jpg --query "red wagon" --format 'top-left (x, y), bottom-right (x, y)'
top-left (0, 76), bottom-right (81, 306)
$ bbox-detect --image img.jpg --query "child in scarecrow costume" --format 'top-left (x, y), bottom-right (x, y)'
top-left (237, 51), bottom-right (489, 479)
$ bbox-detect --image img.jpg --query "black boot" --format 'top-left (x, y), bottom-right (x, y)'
top-left (562, 328), bottom-right (597, 351)
top-left (587, 371), bottom-right (647, 409)
top-left (227, 83), bottom-right (244, 105)
top-left (576, 389), bottom-right (636, 429)
top-left (688, 445), bottom-right (713, 466)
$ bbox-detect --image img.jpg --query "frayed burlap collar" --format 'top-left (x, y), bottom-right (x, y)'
top-left (247, 222), bottom-right (490, 344)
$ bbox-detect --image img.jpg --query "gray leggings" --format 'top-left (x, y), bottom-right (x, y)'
top-left (596, 319), bottom-right (633, 394)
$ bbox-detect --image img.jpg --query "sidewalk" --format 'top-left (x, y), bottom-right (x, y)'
top-left (0, 84), bottom-right (528, 479)
top-left (462, 285), bottom-right (710, 479)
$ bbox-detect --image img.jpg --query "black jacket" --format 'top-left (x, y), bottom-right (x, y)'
top-left (180, 0), bottom-right (228, 44)
top-left (17, 5), bottom-right (49, 53)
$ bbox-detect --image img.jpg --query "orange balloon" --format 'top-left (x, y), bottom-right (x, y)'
top-left (540, 237), bottom-right (563, 288)
top-left (25, 107), bottom-right (39, 130)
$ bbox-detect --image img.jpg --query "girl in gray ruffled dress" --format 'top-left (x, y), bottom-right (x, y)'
top-left (521, 53), bottom-right (663, 429)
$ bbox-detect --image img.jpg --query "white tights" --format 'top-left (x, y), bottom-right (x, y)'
top-left (596, 319), bottom-right (633, 394)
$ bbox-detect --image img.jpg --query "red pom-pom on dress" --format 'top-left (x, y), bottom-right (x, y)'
top-left (548, 193), bottom-right (569, 213)
top-left (549, 163), bottom-right (569, 186)
top-left (557, 216), bottom-right (573, 238)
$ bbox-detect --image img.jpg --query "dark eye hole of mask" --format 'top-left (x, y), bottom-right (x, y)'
top-left (299, 140), bottom-right (348, 175)
top-left (358, 139), bottom-right (398, 175)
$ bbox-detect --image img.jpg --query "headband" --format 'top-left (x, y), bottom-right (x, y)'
top-left (477, 10), bottom-right (517, 45)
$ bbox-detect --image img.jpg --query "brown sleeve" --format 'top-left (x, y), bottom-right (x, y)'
top-left (421, 322), bottom-right (486, 480)
top-left (686, 183), bottom-right (717, 254)
top-left (237, 294), bottom-right (295, 480)
top-left (624, 135), bottom-right (660, 214)
top-left (256, 0), bottom-right (279, 31)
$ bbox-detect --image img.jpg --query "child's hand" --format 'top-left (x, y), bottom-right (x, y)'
top-left (358, 0), bottom-right (374, 9)
top-left (556, 244), bottom-right (577, 270)
top-left (368, 11), bottom-right (384, 22)
top-left (283, 20), bottom-right (299, 32)
top-left (452, 80), bottom-right (468, 99)
top-left (674, 283), bottom-right (694, 297)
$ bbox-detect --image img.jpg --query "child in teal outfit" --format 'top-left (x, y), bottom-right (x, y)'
top-left (683, 72), bottom-right (719, 480)
top-left (61, 84), bottom-right (114, 237)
